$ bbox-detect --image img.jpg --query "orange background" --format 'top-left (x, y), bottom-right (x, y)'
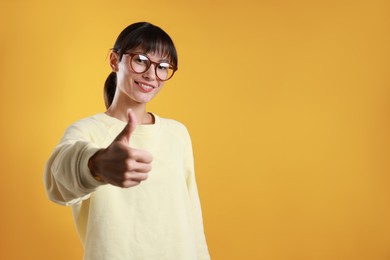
top-left (1, 0), bottom-right (389, 259)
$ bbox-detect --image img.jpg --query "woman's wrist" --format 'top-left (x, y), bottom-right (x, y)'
top-left (88, 150), bottom-right (105, 182)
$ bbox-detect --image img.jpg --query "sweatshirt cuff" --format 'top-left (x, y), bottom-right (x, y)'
top-left (80, 144), bottom-right (106, 189)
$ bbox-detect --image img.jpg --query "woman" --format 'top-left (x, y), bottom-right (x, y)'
top-left (44, 22), bottom-right (210, 260)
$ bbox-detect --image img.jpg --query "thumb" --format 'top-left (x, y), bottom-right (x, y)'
top-left (114, 109), bottom-right (138, 144)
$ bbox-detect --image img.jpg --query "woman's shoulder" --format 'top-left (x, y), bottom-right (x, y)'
top-left (61, 113), bottom-right (125, 141)
top-left (65, 113), bottom-right (100, 132)
top-left (155, 114), bottom-right (192, 143)
top-left (157, 115), bottom-right (188, 132)
top-left (70, 113), bottom-right (124, 129)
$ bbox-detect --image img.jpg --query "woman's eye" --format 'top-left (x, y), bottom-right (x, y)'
top-left (158, 63), bottom-right (170, 71)
top-left (135, 55), bottom-right (149, 64)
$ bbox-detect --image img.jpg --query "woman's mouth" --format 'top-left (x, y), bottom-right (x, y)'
top-left (135, 81), bottom-right (155, 93)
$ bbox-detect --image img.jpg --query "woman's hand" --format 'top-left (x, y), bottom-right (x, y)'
top-left (88, 109), bottom-right (153, 188)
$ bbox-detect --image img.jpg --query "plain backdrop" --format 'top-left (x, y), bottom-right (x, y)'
top-left (0, 0), bottom-right (389, 259)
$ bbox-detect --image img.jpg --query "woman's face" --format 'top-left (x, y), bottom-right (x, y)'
top-left (113, 49), bottom-right (168, 105)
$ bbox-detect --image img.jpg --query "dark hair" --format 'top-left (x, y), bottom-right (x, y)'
top-left (104, 22), bottom-right (178, 108)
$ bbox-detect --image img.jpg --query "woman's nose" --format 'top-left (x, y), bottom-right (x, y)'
top-left (142, 64), bottom-right (156, 80)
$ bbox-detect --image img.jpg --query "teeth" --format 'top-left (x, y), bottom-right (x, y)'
top-left (139, 83), bottom-right (153, 89)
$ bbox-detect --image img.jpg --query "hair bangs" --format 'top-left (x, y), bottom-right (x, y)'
top-left (115, 22), bottom-right (178, 68)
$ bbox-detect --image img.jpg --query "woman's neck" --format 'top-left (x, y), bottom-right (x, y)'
top-left (105, 103), bottom-right (154, 125)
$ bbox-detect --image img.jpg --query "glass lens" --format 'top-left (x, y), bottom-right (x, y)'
top-left (130, 54), bottom-right (150, 73)
top-left (156, 62), bottom-right (174, 81)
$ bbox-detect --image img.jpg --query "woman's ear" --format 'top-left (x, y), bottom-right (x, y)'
top-left (110, 51), bottom-right (119, 72)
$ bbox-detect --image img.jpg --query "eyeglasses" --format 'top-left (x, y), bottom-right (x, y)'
top-left (125, 53), bottom-right (177, 81)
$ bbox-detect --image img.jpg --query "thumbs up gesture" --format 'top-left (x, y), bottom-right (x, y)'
top-left (88, 109), bottom-right (153, 188)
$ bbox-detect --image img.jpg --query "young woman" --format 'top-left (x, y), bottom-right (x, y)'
top-left (44, 22), bottom-right (210, 260)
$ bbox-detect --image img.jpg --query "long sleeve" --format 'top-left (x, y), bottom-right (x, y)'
top-left (44, 113), bottom-right (211, 259)
top-left (184, 130), bottom-right (211, 260)
top-left (44, 124), bottom-right (105, 206)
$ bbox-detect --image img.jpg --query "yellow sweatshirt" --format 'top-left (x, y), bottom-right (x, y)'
top-left (44, 113), bottom-right (210, 260)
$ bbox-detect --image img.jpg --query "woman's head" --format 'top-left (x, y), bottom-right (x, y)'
top-left (104, 22), bottom-right (178, 108)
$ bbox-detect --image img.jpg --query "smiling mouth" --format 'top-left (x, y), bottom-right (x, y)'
top-left (135, 81), bottom-right (155, 92)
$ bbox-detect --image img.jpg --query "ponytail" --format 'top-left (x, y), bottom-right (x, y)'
top-left (104, 72), bottom-right (116, 109)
